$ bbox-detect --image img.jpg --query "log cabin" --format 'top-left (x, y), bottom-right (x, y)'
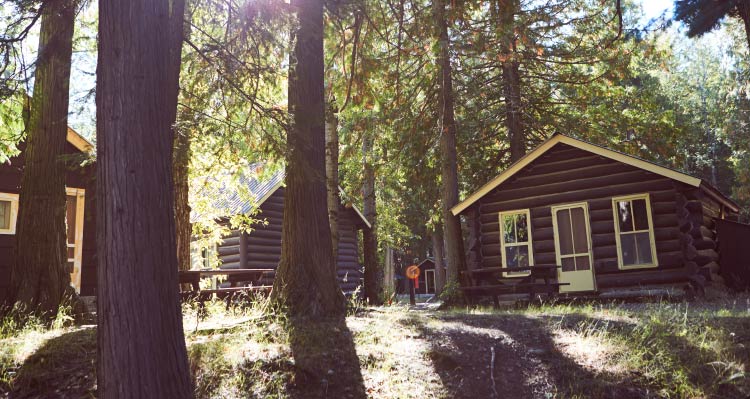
top-left (0, 128), bottom-right (96, 298)
top-left (452, 133), bottom-right (740, 297)
top-left (193, 165), bottom-right (371, 293)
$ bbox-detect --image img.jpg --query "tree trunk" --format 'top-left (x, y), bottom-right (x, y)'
top-left (433, 0), bottom-right (467, 293)
top-left (272, 0), bottom-right (346, 319)
top-left (496, 0), bottom-right (524, 162)
top-left (174, 126), bottom-right (191, 273)
top-left (8, 0), bottom-right (76, 317)
top-left (325, 102), bottom-right (339, 262)
top-left (737, 2), bottom-right (750, 50)
top-left (362, 132), bottom-right (382, 304)
top-left (96, 0), bottom-right (192, 396)
top-left (432, 226), bottom-right (446, 295)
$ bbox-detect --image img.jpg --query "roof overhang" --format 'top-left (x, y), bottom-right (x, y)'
top-left (451, 134), bottom-right (739, 215)
top-left (66, 127), bottom-right (94, 153)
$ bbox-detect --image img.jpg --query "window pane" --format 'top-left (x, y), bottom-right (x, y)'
top-left (556, 209), bottom-right (574, 255)
top-left (570, 207), bottom-right (589, 254)
top-left (633, 199), bottom-right (650, 231)
top-left (517, 245), bottom-right (530, 268)
top-left (0, 200), bottom-right (9, 230)
top-left (66, 195), bottom-right (77, 244)
top-left (516, 213), bottom-right (528, 242)
top-left (616, 201), bottom-right (633, 232)
top-left (561, 257), bottom-right (575, 272)
top-left (505, 246), bottom-right (519, 268)
top-left (620, 234), bottom-right (637, 266)
top-left (635, 232), bottom-right (653, 264)
top-left (502, 215), bottom-right (516, 244)
top-left (575, 255), bottom-right (591, 271)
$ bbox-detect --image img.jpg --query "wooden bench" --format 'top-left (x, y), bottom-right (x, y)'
top-left (460, 265), bottom-right (569, 306)
top-left (178, 269), bottom-right (274, 305)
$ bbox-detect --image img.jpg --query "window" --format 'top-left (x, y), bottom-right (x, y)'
top-left (499, 209), bottom-right (534, 277)
top-left (612, 193), bottom-right (658, 269)
top-left (0, 193), bottom-right (19, 235)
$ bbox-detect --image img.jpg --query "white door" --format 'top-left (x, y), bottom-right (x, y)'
top-left (552, 203), bottom-right (596, 293)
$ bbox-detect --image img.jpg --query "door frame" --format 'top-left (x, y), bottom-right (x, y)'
top-left (550, 202), bottom-right (596, 293)
top-left (66, 187), bottom-right (86, 293)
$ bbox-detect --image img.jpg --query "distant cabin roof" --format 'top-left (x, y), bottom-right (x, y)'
top-left (66, 127), bottom-right (94, 153)
top-left (194, 163), bottom-right (371, 228)
top-left (451, 133), bottom-right (739, 216)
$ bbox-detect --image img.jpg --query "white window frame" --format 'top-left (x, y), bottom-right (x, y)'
top-left (0, 192), bottom-right (19, 235)
top-left (612, 193), bottom-right (659, 270)
top-left (498, 209), bottom-right (534, 277)
top-left (66, 187), bottom-right (86, 293)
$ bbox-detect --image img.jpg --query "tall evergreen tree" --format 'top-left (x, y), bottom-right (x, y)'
top-left (272, 0), bottom-right (346, 318)
top-left (675, 0), bottom-right (750, 47)
top-left (8, 0), bottom-right (77, 318)
top-left (96, 0), bottom-right (192, 395)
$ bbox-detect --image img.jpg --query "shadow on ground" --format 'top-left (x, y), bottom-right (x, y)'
top-left (6, 327), bottom-right (96, 399)
top-left (285, 316), bottom-right (367, 399)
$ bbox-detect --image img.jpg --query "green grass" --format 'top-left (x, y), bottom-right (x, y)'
top-left (1, 295), bottom-right (748, 398)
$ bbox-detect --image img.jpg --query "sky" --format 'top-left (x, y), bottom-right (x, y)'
top-left (640, 0), bottom-right (674, 22)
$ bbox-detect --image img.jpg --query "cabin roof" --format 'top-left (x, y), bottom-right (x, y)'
top-left (451, 133), bottom-right (739, 216)
top-left (197, 163), bottom-right (372, 229)
top-left (66, 127), bottom-right (94, 153)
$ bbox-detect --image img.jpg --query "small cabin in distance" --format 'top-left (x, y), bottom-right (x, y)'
top-left (0, 128), bottom-right (96, 298)
top-left (193, 165), bottom-right (371, 293)
top-left (452, 133), bottom-right (740, 297)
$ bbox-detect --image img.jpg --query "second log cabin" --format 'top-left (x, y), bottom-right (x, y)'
top-left (452, 133), bottom-right (740, 296)
top-left (193, 164), bottom-right (371, 293)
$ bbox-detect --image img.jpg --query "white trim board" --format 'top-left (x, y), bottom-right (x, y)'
top-left (451, 134), bottom-right (739, 215)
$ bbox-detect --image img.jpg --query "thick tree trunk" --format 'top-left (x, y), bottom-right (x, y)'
top-left (325, 102), bottom-right (339, 262)
top-left (433, 0), bottom-right (467, 292)
top-left (362, 132), bottom-right (382, 304)
top-left (737, 2), bottom-right (750, 50)
top-left (8, 0), bottom-right (76, 317)
top-left (432, 226), bottom-right (446, 295)
top-left (496, 0), bottom-right (524, 162)
top-left (174, 126), bottom-right (191, 273)
top-left (503, 61), bottom-right (524, 161)
top-left (96, 0), bottom-right (192, 397)
top-left (272, 0), bottom-right (346, 318)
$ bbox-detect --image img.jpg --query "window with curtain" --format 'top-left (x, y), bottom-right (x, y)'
top-left (499, 209), bottom-right (534, 276)
top-left (612, 194), bottom-right (658, 269)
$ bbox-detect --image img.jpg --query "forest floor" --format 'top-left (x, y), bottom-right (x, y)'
top-left (1, 294), bottom-right (750, 398)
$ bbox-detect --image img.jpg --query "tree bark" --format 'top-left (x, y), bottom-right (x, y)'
top-left (362, 132), bottom-right (382, 304)
top-left (272, 0), bottom-right (346, 318)
top-left (96, 0), bottom-right (192, 396)
top-left (173, 124), bottom-right (191, 273)
top-left (432, 226), bottom-right (446, 295)
top-left (325, 102), bottom-right (339, 262)
top-left (433, 0), bottom-right (467, 293)
top-left (496, 0), bottom-right (524, 162)
top-left (8, 0), bottom-right (76, 317)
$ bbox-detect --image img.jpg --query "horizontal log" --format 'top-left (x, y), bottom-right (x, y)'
top-left (486, 170), bottom-right (653, 204)
top-left (246, 229), bottom-right (282, 240)
top-left (692, 238), bottom-right (716, 251)
top-left (511, 162), bottom-right (635, 191)
top-left (220, 254), bottom-right (241, 264)
top-left (533, 240), bottom-right (556, 254)
top-left (522, 154), bottom-right (607, 176)
top-left (222, 236), bottom-right (240, 246)
top-left (247, 253), bottom-right (280, 263)
top-left (653, 214), bottom-right (678, 228)
top-left (480, 179), bottom-right (673, 213)
top-left (702, 261), bottom-right (719, 274)
top-left (218, 245), bottom-right (240, 256)
top-left (656, 239), bottom-right (681, 253)
top-left (590, 220), bottom-right (615, 235)
top-left (596, 268), bottom-right (692, 289)
top-left (591, 233), bottom-right (616, 247)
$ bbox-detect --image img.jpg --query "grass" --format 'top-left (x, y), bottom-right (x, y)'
top-left (0, 295), bottom-right (748, 398)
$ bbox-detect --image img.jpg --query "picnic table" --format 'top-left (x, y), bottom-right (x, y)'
top-left (460, 264), bottom-right (569, 306)
top-left (178, 268), bottom-right (275, 303)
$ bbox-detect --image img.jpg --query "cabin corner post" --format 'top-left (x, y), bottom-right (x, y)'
top-left (676, 188), bottom-right (722, 293)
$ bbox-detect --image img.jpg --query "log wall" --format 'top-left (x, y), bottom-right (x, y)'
top-left (217, 187), bottom-right (364, 292)
top-left (676, 187), bottom-right (723, 289)
top-left (474, 143), bottom-right (690, 288)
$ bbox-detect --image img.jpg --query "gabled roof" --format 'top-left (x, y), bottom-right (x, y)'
top-left (66, 127), bottom-right (94, 153)
top-left (196, 163), bottom-right (372, 229)
top-left (451, 133), bottom-right (739, 215)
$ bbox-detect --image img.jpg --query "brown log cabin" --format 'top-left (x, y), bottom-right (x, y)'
top-left (192, 165), bottom-right (371, 293)
top-left (0, 128), bottom-right (96, 298)
top-left (452, 133), bottom-right (740, 296)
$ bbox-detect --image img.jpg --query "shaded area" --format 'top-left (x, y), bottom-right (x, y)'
top-left (286, 316), bottom-right (367, 399)
top-left (6, 327), bottom-right (96, 399)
